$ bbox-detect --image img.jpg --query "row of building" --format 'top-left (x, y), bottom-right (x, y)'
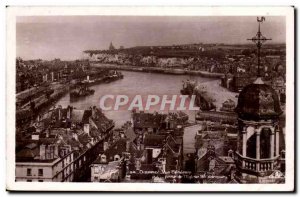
top-left (83, 43), bottom-right (285, 76)
top-left (15, 105), bottom-right (114, 182)
top-left (16, 58), bottom-right (92, 93)
top-left (90, 110), bottom-right (189, 183)
top-left (15, 76), bottom-right (287, 183)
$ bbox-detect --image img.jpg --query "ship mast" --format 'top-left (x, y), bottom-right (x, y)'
top-left (247, 17), bottom-right (272, 77)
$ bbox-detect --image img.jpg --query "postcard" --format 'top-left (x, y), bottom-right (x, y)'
top-left (6, 6), bottom-right (294, 191)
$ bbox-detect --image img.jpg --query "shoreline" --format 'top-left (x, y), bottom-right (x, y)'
top-left (91, 62), bottom-right (224, 79)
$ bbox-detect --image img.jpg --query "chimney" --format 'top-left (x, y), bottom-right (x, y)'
top-left (230, 168), bottom-right (235, 180)
top-left (58, 134), bottom-right (63, 140)
top-left (51, 72), bottom-right (54, 82)
top-left (54, 145), bottom-right (59, 158)
top-left (84, 124), bottom-right (90, 135)
top-left (66, 128), bottom-right (70, 134)
top-left (90, 137), bottom-right (94, 145)
top-left (120, 132), bottom-right (125, 138)
top-left (92, 106), bottom-right (97, 118)
top-left (126, 141), bottom-right (130, 152)
top-left (87, 75), bottom-right (90, 81)
top-left (58, 108), bottom-right (61, 120)
top-left (100, 154), bottom-right (107, 163)
top-left (136, 159), bottom-right (141, 171)
top-left (103, 141), bottom-right (109, 151)
top-left (31, 133), bottom-right (39, 140)
top-left (161, 158), bottom-right (166, 173)
top-left (67, 106), bottom-right (71, 119)
top-left (170, 121), bottom-right (174, 129)
top-left (40, 144), bottom-right (46, 160)
top-left (45, 146), bottom-right (51, 159)
top-left (72, 132), bottom-right (78, 141)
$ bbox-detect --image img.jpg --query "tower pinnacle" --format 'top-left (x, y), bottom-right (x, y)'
top-left (109, 42), bottom-right (115, 51)
top-left (247, 17), bottom-right (272, 77)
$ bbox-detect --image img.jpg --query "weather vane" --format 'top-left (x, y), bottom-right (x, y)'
top-left (247, 16), bottom-right (272, 77)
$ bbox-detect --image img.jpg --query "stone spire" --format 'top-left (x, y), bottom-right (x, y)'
top-left (109, 42), bottom-right (115, 50)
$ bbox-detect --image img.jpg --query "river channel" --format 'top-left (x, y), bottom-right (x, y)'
top-left (57, 71), bottom-right (213, 125)
top-left (56, 70), bottom-right (215, 154)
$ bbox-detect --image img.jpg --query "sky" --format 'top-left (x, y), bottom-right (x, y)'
top-left (16, 16), bottom-right (286, 60)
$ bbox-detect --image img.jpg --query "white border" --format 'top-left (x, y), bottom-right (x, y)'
top-left (6, 6), bottom-right (294, 191)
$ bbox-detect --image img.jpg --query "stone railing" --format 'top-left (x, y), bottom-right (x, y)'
top-left (234, 152), bottom-right (279, 174)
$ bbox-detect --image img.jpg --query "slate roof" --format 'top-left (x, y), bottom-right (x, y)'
top-left (92, 154), bottom-right (108, 164)
top-left (17, 106), bottom-right (115, 163)
top-left (82, 110), bottom-right (92, 124)
top-left (143, 134), bottom-right (165, 148)
top-left (89, 108), bottom-right (114, 132)
top-left (39, 138), bottom-right (59, 145)
top-left (67, 138), bottom-right (81, 148)
top-left (165, 135), bottom-right (180, 153)
top-left (25, 143), bottom-right (37, 149)
top-left (71, 109), bottom-right (85, 122)
top-left (90, 127), bottom-right (101, 138)
top-left (236, 79), bottom-right (282, 120)
top-left (132, 112), bottom-right (165, 129)
top-left (78, 133), bottom-right (91, 146)
top-left (104, 138), bottom-right (127, 162)
top-left (16, 148), bottom-right (35, 159)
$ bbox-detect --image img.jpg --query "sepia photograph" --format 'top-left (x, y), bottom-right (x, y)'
top-left (6, 6), bottom-right (294, 191)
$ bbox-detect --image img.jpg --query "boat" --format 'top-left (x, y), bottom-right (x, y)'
top-left (104, 70), bottom-right (124, 83)
top-left (73, 70), bottom-right (124, 87)
top-left (70, 85), bottom-right (95, 98)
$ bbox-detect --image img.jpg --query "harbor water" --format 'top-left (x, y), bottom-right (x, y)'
top-left (56, 70), bottom-right (215, 154)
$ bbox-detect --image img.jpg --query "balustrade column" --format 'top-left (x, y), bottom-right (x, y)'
top-left (237, 131), bottom-right (240, 153)
top-left (242, 129), bottom-right (247, 157)
top-left (270, 130), bottom-right (275, 158)
top-left (276, 130), bottom-right (280, 156)
top-left (256, 130), bottom-right (260, 159)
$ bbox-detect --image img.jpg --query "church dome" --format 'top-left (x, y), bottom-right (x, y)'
top-left (235, 78), bottom-right (282, 120)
